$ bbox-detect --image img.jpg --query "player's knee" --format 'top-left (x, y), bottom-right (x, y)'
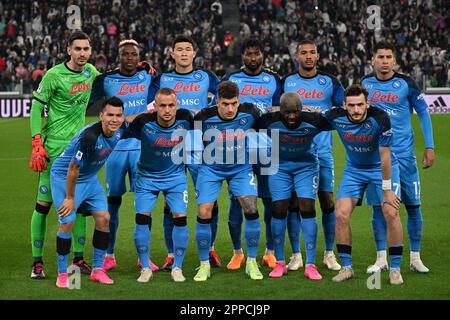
top-left (298, 199), bottom-right (315, 213)
top-left (299, 209), bottom-right (316, 219)
top-left (272, 200), bottom-right (289, 218)
top-left (335, 210), bottom-right (350, 225)
top-left (272, 210), bottom-right (287, 220)
top-left (59, 222), bottom-right (74, 234)
top-left (318, 193), bottom-right (334, 213)
top-left (93, 229), bottom-right (109, 250)
top-left (244, 211), bottom-right (259, 220)
top-left (107, 196), bottom-right (122, 206)
top-left (94, 211), bottom-right (110, 230)
top-left (135, 214), bottom-right (151, 225)
top-left (198, 206), bottom-right (213, 219)
top-left (173, 216), bottom-right (187, 227)
top-left (383, 207), bottom-right (400, 221)
top-left (321, 205), bottom-right (335, 215)
top-left (35, 202), bottom-right (51, 214)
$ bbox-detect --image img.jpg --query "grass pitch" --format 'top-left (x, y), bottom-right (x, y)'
top-left (0, 115), bottom-right (449, 300)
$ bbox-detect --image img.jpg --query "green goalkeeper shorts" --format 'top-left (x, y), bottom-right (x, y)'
top-left (35, 138), bottom-right (70, 203)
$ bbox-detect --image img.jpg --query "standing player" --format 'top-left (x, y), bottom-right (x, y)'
top-left (125, 88), bottom-right (192, 283)
top-left (281, 40), bottom-right (344, 271)
top-left (221, 39), bottom-right (282, 270)
top-left (193, 81), bottom-right (264, 281)
top-left (51, 97), bottom-right (127, 287)
top-left (89, 39), bottom-right (158, 272)
top-left (324, 85), bottom-right (404, 285)
top-left (29, 31), bottom-right (100, 279)
top-left (361, 41), bottom-right (434, 273)
top-left (150, 35), bottom-right (221, 270)
top-left (256, 92), bottom-right (333, 280)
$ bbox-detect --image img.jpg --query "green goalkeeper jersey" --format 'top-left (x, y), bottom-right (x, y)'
top-left (31, 62), bottom-right (100, 141)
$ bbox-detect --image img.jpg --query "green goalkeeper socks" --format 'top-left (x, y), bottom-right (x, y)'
top-left (31, 210), bottom-right (47, 259)
top-left (72, 213), bottom-right (87, 256)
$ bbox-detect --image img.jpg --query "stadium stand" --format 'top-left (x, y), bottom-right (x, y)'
top-left (0, 0), bottom-right (448, 93)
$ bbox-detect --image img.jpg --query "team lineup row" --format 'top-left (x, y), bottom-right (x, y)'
top-left (28, 31), bottom-right (434, 287)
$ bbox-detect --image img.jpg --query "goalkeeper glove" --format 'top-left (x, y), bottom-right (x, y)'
top-left (29, 134), bottom-right (49, 172)
top-left (137, 61), bottom-right (156, 75)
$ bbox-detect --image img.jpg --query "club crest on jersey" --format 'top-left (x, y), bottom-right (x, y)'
top-left (84, 70), bottom-right (91, 78)
top-left (262, 75), bottom-right (270, 83)
top-left (392, 80), bottom-right (402, 89)
top-left (240, 118), bottom-right (248, 125)
top-left (39, 185), bottom-right (48, 194)
top-left (138, 73), bottom-right (145, 80)
top-left (300, 128), bottom-right (310, 134)
top-left (193, 72), bottom-right (203, 81)
top-left (318, 77), bottom-right (327, 86)
top-left (363, 122), bottom-right (371, 129)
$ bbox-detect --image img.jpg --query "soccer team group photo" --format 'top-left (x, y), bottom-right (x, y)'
top-left (0, 0), bottom-right (449, 301)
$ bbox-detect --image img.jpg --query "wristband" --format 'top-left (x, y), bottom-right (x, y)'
top-left (382, 179), bottom-right (392, 191)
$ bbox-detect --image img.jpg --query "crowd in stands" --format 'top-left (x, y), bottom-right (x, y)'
top-left (0, 0), bottom-right (448, 94)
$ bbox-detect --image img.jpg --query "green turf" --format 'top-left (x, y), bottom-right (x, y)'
top-left (0, 115), bottom-right (449, 300)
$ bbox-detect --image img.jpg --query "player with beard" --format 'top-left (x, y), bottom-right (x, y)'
top-left (221, 39), bottom-right (282, 271)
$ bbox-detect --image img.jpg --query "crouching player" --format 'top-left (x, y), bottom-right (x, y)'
top-left (256, 92), bottom-right (333, 280)
top-left (324, 85), bottom-right (404, 285)
top-left (124, 88), bottom-right (192, 283)
top-left (50, 97), bottom-right (129, 287)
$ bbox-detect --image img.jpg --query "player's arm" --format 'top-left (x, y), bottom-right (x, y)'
top-left (377, 110), bottom-right (400, 209)
top-left (147, 74), bottom-right (161, 104)
top-left (29, 73), bottom-right (54, 172)
top-left (88, 74), bottom-right (106, 110)
top-left (271, 73), bottom-right (282, 109)
top-left (408, 82), bottom-right (435, 168)
top-left (331, 76), bottom-right (345, 108)
top-left (58, 160), bottom-right (79, 217)
top-left (379, 146), bottom-right (400, 210)
top-left (207, 70), bottom-right (220, 106)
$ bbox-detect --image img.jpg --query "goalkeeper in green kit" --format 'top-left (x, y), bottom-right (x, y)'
top-left (29, 31), bottom-right (101, 279)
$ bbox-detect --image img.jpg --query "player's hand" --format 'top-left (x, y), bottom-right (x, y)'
top-left (137, 61), bottom-right (156, 75)
top-left (58, 198), bottom-right (75, 218)
top-left (29, 134), bottom-right (50, 172)
top-left (422, 148), bottom-right (435, 169)
top-left (382, 190), bottom-right (401, 210)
